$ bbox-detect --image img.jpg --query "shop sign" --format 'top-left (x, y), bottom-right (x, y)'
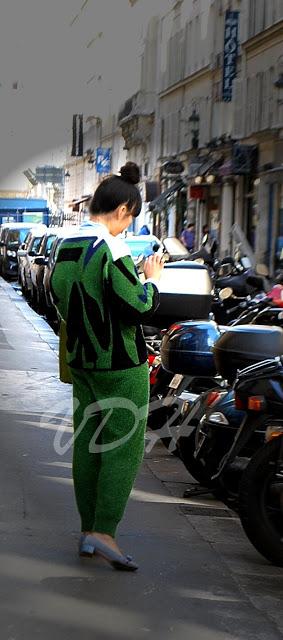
top-left (190, 186), bottom-right (205, 199)
top-left (222, 10), bottom-right (239, 102)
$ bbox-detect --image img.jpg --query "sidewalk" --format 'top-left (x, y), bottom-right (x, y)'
top-left (0, 277), bottom-right (283, 640)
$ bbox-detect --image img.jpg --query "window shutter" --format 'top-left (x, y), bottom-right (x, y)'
top-left (249, 76), bottom-right (257, 134)
top-left (233, 78), bottom-right (244, 138)
top-left (255, 0), bottom-right (265, 33)
top-left (261, 70), bottom-right (269, 130)
top-left (255, 72), bottom-right (263, 131)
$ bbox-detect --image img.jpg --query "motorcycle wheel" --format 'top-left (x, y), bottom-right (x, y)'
top-left (239, 438), bottom-right (283, 566)
top-left (177, 431), bottom-right (214, 485)
top-left (147, 395), bottom-right (180, 457)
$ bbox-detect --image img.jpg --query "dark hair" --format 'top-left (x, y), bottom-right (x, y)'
top-left (89, 162), bottom-right (142, 218)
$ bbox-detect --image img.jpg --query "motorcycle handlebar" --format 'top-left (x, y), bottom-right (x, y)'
top-left (225, 296), bottom-right (271, 317)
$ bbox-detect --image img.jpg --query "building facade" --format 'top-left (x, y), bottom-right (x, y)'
top-left (64, 115), bottom-right (126, 223)
top-left (118, 0), bottom-right (245, 248)
top-left (118, 0), bottom-right (283, 267)
top-left (233, 0), bottom-right (283, 270)
top-left (64, 0), bottom-right (283, 266)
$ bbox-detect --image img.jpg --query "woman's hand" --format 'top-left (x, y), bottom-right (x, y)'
top-left (143, 253), bottom-right (165, 281)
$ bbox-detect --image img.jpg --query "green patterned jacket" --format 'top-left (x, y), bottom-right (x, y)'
top-left (50, 221), bottom-right (159, 371)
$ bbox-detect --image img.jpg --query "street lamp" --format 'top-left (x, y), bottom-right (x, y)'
top-left (85, 148), bottom-right (95, 169)
top-left (188, 107), bottom-right (200, 150)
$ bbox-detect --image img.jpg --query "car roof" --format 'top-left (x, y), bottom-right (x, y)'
top-left (26, 225), bottom-right (48, 237)
top-left (53, 226), bottom-right (81, 239)
top-left (124, 235), bottom-right (160, 243)
top-left (44, 227), bottom-right (62, 236)
top-left (0, 222), bottom-right (42, 229)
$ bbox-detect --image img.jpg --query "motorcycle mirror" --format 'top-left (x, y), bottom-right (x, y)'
top-left (219, 287), bottom-right (233, 301)
top-left (202, 233), bottom-right (208, 245)
top-left (240, 256), bottom-right (252, 269)
top-left (163, 237), bottom-right (188, 257)
top-left (256, 263), bottom-right (269, 277)
top-left (218, 263), bottom-right (233, 276)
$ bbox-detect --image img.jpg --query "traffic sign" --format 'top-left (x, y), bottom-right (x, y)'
top-left (36, 166), bottom-right (64, 184)
top-left (96, 148), bottom-right (112, 174)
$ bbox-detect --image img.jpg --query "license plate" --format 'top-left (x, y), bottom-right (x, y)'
top-left (169, 373), bottom-right (184, 389)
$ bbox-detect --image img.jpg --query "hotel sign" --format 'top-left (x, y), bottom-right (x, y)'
top-left (222, 10), bottom-right (239, 102)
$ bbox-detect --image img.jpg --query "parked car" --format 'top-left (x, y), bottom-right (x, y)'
top-left (30, 228), bottom-right (59, 312)
top-left (18, 225), bottom-right (47, 298)
top-left (0, 222), bottom-right (37, 279)
top-left (124, 235), bottom-right (161, 264)
top-left (42, 226), bottom-right (79, 319)
top-left (124, 235), bottom-right (190, 266)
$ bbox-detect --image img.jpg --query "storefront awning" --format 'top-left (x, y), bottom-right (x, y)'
top-left (188, 156), bottom-right (223, 178)
top-left (261, 165), bottom-right (283, 184)
top-left (148, 180), bottom-right (184, 212)
top-left (68, 195), bottom-right (92, 208)
top-left (218, 158), bottom-right (233, 177)
top-left (262, 165), bottom-right (283, 174)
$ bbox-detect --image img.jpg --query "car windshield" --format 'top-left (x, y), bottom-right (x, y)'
top-left (46, 235), bottom-right (56, 255)
top-left (124, 239), bottom-right (159, 258)
top-left (7, 228), bottom-right (30, 245)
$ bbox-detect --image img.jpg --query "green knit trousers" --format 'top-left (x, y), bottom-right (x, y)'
top-left (71, 363), bottom-right (149, 537)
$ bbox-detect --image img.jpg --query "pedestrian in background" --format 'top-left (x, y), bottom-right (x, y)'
top-left (50, 162), bottom-right (164, 571)
top-left (181, 222), bottom-right (195, 252)
top-left (202, 224), bottom-right (218, 259)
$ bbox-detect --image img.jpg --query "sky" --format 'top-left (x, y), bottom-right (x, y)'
top-left (0, 0), bottom-right (171, 189)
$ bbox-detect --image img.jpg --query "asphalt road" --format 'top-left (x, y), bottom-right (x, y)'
top-left (0, 277), bottom-right (282, 640)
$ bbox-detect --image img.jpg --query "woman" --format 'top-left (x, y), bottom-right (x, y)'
top-left (50, 162), bottom-right (164, 570)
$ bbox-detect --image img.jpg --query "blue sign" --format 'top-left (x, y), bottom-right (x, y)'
top-left (96, 147), bottom-right (112, 174)
top-left (222, 10), bottom-right (239, 102)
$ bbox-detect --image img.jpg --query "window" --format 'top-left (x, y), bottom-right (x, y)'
top-left (8, 228), bottom-right (30, 245)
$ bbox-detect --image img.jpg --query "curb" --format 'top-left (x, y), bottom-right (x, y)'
top-left (0, 277), bottom-right (59, 357)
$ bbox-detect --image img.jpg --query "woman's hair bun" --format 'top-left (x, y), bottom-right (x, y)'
top-left (120, 161), bottom-right (140, 185)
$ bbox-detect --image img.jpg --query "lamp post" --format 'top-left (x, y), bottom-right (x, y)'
top-left (274, 56), bottom-right (283, 106)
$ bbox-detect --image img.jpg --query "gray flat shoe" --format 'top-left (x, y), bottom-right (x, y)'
top-left (79, 534), bottom-right (138, 571)
top-left (79, 534), bottom-right (96, 558)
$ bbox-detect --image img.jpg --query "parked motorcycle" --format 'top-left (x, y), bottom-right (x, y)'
top-left (223, 357), bottom-right (283, 565)
top-left (239, 436), bottom-right (283, 566)
top-left (182, 305), bottom-right (283, 483)
top-left (145, 298), bottom-right (283, 464)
